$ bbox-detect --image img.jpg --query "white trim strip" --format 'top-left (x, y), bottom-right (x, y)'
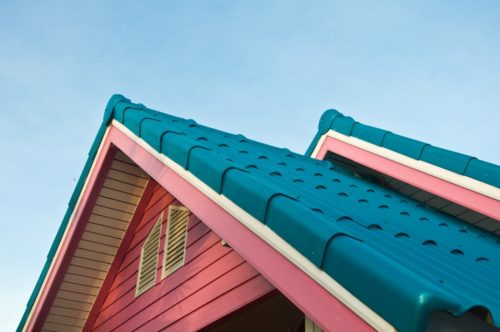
top-left (112, 120), bottom-right (395, 332)
top-left (310, 133), bottom-right (327, 159)
top-left (314, 130), bottom-right (500, 201)
top-left (23, 127), bottom-right (112, 332)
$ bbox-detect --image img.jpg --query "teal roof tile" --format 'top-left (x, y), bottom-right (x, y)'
top-left (107, 97), bottom-right (498, 331)
top-left (382, 133), bottom-right (428, 159)
top-left (19, 95), bottom-right (500, 332)
top-left (351, 123), bottom-right (389, 146)
top-left (307, 110), bottom-right (500, 188)
top-left (465, 159), bottom-right (500, 188)
top-left (331, 115), bottom-right (357, 135)
top-left (420, 146), bottom-right (475, 175)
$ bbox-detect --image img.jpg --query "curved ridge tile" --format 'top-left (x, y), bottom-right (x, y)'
top-left (383, 133), bottom-right (428, 160)
top-left (465, 159), bottom-right (500, 188)
top-left (187, 147), bottom-right (239, 193)
top-left (266, 195), bottom-right (349, 267)
top-left (420, 146), bottom-right (475, 175)
top-left (307, 109), bottom-right (500, 188)
top-left (221, 168), bottom-right (293, 222)
top-left (332, 115), bottom-right (357, 136)
top-left (351, 123), bottom-right (389, 146)
top-left (323, 236), bottom-right (461, 332)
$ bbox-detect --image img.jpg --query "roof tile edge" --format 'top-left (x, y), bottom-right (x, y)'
top-left (306, 109), bottom-right (500, 188)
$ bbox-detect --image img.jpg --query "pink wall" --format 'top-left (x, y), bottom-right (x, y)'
top-left (90, 182), bottom-right (275, 331)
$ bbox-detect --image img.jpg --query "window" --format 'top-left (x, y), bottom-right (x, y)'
top-left (136, 214), bottom-right (162, 296)
top-left (162, 205), bottom-right (190, 278)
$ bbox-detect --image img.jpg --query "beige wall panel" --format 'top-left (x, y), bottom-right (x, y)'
top-left (55, 289), bottom-right (96, 303)
top-left (49, 306), bottom-right (89, 320)
top-left (59, 281), bottom-right (100, 296)
top-left (81, 231), bottom-right (122, 247)
top-left (110, 159), bottom-right (148, 179)
top-left (52, 298), bottom-right (93, 312)
top-left (88, 214), bottom-right (129, 230)
top-left (42, 321), bottom-right (81, 332)
top-left (45, 314), bottom-right (85, 328)
top-left (63, 274), bottom-right (103, 289)
top-left (91, 205), bottom-right (133, 222)
top-left (70, 256), bottom-right (110, 272)
top-left (99, 187), bottom-right (141, 205)
top-left (102, 177), bottom-right (145, 196)
top-left (95, 196), bottom-right (137, 214)
top-left (78, 239), bottom-right (118, 256)
top-left (85, 222), bottom-right (126, 239)
top-left (106, 169), bottom-right (148, 188)
top-left (73, 248), bottom-right (114, 264)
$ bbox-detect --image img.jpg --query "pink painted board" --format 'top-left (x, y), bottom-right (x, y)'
top-left (164, 275), bottom-right (276, 332)
top-left (106, 126), bottom-right (373, 332)
top-left (26, 141), bottom-right (118, 331)
top-left (316, 136), bottom-right (500, 221)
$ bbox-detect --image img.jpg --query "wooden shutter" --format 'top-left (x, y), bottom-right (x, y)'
top-left (162, 205), bottom-right (189, 278)
top-left (136, 214), bottom-right (162, 296)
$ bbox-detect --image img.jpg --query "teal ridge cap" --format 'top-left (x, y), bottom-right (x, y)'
top-left (103, 94), bottom-right (130, 125)
top-left (20, 95), bottom-right (500, 332)
top-left (305, 109), bottom-right (343, 156)
top-left (306, 108), bottom-right (500, 188)
top-left (318, 109), bottom-right (343, 134)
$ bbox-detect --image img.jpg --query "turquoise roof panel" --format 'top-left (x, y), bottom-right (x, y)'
top-left (109, 96), bottom-right (499, 332)
top-left (306, 110), bottom-right (500, 188)
top-left (351, 123), bottom-right (389, 146)
top-left (382, 133), bottom-right (428, 159)
top-left (465, 159), bottom-right (500, 188)
top-left (19, 95), bottom-right (500, 332)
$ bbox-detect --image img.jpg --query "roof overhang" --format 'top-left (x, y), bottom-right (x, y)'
top-left (20, 121), bottom-right (395, 331)
top-left (310, 129), bottom-right (500, 233)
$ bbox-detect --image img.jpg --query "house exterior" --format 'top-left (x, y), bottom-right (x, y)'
top-left (18, 95), bottom-right (499, 332)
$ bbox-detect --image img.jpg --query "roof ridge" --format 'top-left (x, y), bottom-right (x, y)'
top-left (19, 95), bottom-right (500, 332)
top-left (307, 109), bottom-right (500, 188)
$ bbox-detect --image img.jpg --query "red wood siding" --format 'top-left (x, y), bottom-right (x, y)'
top-left (90, 182), bottom-right (275, 331)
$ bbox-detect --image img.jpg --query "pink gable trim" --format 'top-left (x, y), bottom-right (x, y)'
top-left (26, 140), bottom-right (118, 331)
top-left (107, 126), bottom-right (374, 332)
top-left (315, 136), bottom-right (500, 221)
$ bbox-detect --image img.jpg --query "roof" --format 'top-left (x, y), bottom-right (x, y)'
top-left (306, 109), bottom-right (500, 188)
top-left (19, 95), bottom-right (500, 332)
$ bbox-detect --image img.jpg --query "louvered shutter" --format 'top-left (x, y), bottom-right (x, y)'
top-left (136, 215), bottom-right (162, 296)
top-left (162, 206), bottom-right (189, 278)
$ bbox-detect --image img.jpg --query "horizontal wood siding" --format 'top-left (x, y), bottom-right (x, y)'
top-left (91, 184), bottom-right (275, 331)
top-left (41, 151), bottom-right (149, 332)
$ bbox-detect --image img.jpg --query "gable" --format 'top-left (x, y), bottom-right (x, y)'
top-left (89, 182), bottom-right (275, 331)
top-left (19, 95), bottom-right (500, 332)
top-left (34, 150), bottom-right (148, 331)
top-left (307, 110), bottom-right (499, 235)
top-left (19, 118), bottom-right (375, 332)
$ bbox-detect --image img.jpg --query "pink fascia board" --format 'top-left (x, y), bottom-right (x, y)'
top-left (26, 137), bottom-right (118, 331)
top-left (107, 125), bottom-right (374, 332)
top-left (315, 136), bottom-right (500, 221)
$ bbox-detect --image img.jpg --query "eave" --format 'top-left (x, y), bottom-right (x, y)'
top-left (19, 113), bottom-right (388, 331)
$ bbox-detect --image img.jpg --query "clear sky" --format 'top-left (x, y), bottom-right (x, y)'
top-left (1, 1), bottom-right (499, 330)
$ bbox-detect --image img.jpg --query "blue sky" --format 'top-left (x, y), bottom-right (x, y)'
top-left (1, 1), bottom-right (499, 330)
